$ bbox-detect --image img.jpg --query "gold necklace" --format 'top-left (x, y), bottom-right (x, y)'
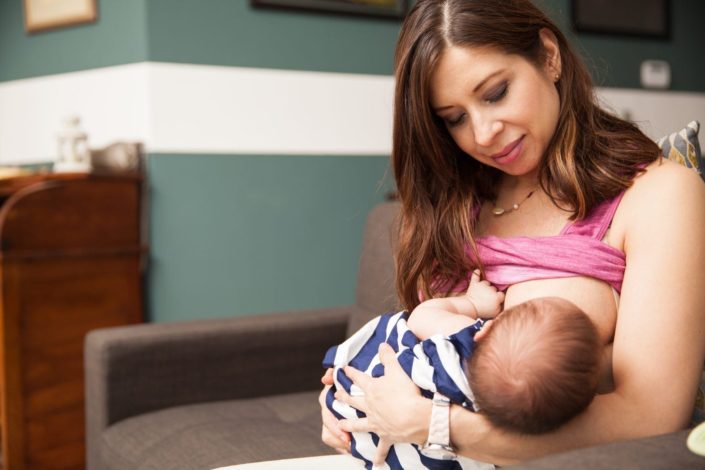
top-left (491, 189), bottom-right (536, 216)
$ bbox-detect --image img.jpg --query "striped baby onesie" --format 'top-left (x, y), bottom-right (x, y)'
top-left (323, 311), bottom-right (494, 470)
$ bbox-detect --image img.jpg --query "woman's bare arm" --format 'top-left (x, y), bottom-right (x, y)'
top-left (446, 160), bottom-right (705, 462)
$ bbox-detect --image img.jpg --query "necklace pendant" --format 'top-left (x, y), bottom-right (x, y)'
top-left (492, 188), bottom-right (536, 216)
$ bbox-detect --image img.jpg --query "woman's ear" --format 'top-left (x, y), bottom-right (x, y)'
top-left (539, 28), bottom-right (561, 81)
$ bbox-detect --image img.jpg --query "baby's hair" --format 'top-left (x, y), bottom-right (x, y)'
top-left (468, 297), bottom-right (600, 434)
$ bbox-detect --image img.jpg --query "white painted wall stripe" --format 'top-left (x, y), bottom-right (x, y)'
top-left (0, 64), bottom-right (150, 164)
top-left (0, 62), bottom-right (703, 164)
top-left (148, 63), bottom-right (394, 156)
top-left (0, 62), bottom-right (394, 164)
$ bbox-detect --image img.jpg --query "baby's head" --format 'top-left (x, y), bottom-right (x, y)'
top-left (468, 297), bottom-right (600, 434)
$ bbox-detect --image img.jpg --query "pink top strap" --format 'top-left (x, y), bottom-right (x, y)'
top-left (560, 191), bottom-right (626, 239)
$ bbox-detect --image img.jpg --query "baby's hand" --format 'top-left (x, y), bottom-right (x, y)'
top-left (467, 270), bottom-right (504, 318)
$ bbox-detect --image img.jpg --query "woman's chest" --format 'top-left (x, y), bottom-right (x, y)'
top-left (504, 276), bottom-right (618, 344)
top-left (476, 192), bottom-right (628, 343)
top-left (476, 195), bottom-right (572, 238)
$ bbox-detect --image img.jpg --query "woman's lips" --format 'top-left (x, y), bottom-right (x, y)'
top-left (491, 136), bottom-right (525, 165)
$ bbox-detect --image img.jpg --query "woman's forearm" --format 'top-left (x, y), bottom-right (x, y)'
top-left (448, 391), bottom-right (682, 465)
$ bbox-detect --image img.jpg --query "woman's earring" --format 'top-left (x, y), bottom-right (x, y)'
top-left (554, 72), bottom-right (560, 82)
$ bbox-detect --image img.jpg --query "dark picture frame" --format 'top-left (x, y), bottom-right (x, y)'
top-left (571, 0), bottom-right (670, 39)
top-left (251, 0), bottom-right (408, 19)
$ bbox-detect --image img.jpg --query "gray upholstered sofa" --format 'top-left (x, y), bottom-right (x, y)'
top-left (84, 202), bottom-right (401, 470)
top-left (85, 200), bottom-right (703, 470)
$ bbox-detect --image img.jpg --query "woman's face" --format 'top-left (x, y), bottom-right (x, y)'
top-left (429, 40), bottom-right (561, 178)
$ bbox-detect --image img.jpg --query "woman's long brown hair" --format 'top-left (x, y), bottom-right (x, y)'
top-left (393, 0), bottom-right (660, 310)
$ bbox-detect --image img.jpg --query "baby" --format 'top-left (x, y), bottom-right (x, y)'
top-left (323, 272), bottom-right (601, 469)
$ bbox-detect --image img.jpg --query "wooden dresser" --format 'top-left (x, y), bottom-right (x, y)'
top-left (0, 173), bottom-right (145, 469)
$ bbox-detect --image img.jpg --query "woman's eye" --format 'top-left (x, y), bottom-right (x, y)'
top-left (445, 114), bottom-right (466, 128)
top-left (485, 82), bottom-right (509, 103)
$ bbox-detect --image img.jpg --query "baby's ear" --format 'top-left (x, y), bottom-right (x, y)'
top-left (475, 319), bottom-right (495, 342)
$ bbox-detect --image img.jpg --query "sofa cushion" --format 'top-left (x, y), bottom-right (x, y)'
top-left (99, 391), bottom-right (332, 470)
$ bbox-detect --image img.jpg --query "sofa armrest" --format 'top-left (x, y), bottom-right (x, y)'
top-left (85, 306), bottom-right (352, 436)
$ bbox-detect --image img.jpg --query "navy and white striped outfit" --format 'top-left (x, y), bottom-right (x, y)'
top-left (323, 311), bottom-right (495, 470)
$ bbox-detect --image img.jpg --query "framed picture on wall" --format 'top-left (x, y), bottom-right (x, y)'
top-left (572, 0), bottom-right (670, 38)
top-left (251, 0), bottom-right (408, 19)
top-left (24, 0), bottom-right (98, 34)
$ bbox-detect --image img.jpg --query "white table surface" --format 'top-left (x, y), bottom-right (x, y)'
top-left (212, 454), bottom-right (363, 469)
top-left (213, 454), bottom-right (495, 469)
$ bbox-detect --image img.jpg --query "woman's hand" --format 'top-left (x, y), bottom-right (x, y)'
top-left (319, 369), bottom-right (351, 453)
top-left (335, 342), bottom-right (431, 445)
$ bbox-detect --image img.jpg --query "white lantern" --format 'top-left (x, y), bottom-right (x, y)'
top-left (55, 116), bottom-right (91, 173)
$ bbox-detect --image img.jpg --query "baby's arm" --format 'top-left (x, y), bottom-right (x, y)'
top-left (407, 301), bottom-right (477, 340)
top-left (407, 271), bottom-right (504, 340)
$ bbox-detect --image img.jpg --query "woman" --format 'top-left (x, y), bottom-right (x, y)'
top-left (320, 0), bottom-right (705, 466)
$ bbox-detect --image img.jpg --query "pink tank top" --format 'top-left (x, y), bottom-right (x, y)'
top-left (470, 192), bottom-right (627, 293)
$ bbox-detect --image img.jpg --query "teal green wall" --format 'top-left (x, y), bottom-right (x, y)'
top-left (145, 0), bottom-right (401, 75)
top-left (142, 0), bottom-right (705, 90)
top-left (0, 0), bottom-right (147, 82)
top-left (147, 154), bottom-right (392, 322)
top-left (2, 0), bottom-right (704, 89)
top-left (538, 0), bottom-right (705, 91)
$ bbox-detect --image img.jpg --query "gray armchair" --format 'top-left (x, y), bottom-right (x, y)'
top-left (85, 200), bottom-right (702, 470)
top-left (84, 202), bottom-right (401, 470)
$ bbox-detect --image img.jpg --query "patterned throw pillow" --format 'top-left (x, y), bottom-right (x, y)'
top-left (656, 121), bottom-right (703, 175)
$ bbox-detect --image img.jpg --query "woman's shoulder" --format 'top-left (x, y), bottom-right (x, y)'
top-left (616, 158), bottom-right (705, 237)
top-left (607, 158), bottom-right (704, 244)
top-left (624, 158), bottom-right (705, 204)
top-left (630, 158), bottom-right (704, 195)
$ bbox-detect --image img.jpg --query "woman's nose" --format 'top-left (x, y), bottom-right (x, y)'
top-left (472, 114), bottom-right (503, 147)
